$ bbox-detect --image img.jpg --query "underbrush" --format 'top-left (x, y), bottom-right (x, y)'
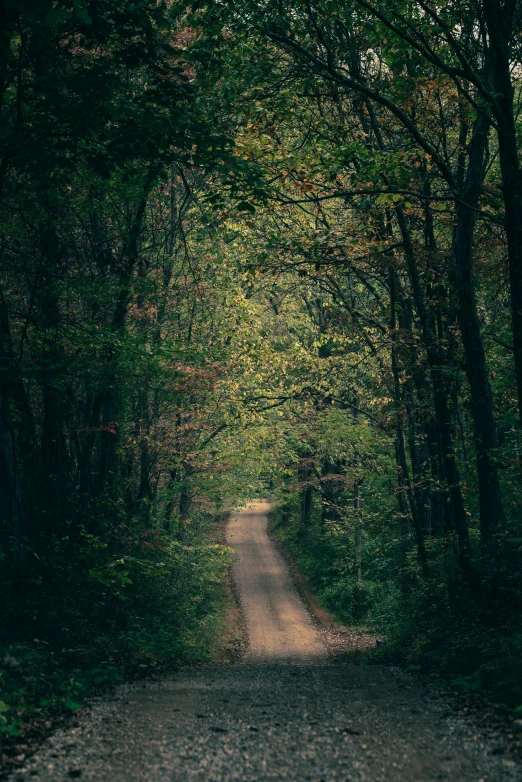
top-left (269, 502), bottom-right (383, 625)
top-left (1, 515), bottom-right (232, 742)
top-left (271, 498), bottom-right (522, 709)
top-left (370, 550), bottom-right (522, 707)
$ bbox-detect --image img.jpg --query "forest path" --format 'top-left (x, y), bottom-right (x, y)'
top-left (11, 504), bottom-right (517, 781)
top-left (226, 500), bottom-right (325, 662)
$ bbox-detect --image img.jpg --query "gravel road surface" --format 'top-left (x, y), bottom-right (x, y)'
top-left (10, 502), bottom-right (519, 781)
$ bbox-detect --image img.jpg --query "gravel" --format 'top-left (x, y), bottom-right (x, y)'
top-left (10, 663), bottom-right (519, 781)
top-left (9, 501), bottom-right (520, 781)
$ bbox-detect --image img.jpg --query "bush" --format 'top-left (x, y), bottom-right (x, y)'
top-left (365, 542), bottom-right (522, 705)
top-left (0, 515), bottom-right (232, 739)
top-left (272, 495), bottom-right (522, 705)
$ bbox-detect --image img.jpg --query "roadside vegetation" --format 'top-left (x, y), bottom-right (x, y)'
top-left (2, 0), bottom-right (522, 758)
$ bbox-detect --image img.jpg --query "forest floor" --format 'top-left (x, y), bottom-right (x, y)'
top-left (7, 502), bottom-right (520, 781)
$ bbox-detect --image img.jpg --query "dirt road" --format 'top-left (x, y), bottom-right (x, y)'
top-left (11, 502), bottom-right (519, 781)
top-left (226, 500), bottom-right (324, 662)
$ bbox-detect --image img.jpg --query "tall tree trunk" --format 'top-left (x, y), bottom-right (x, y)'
top-left (353, 480), bottom-right (363, 618)
top-left (452, 109), bottom-right (505, 538)
top-left (348, 49), bottom-right (465, 554)
top-left (41, 384), bottom-right (66, 535)
top-left (300, 482), bottom-right (313, 535)
top-left (0, 310), bottom-right (27, 555)
top-left (393, 214), bottom-right (471, 570)
top-left (354, 481), bottom-right (362, 586)
top-left (98, 169), bottom-right (157, 497)
top-left (179, 463), bottom-right (193, 540)
top-left (135, 392), bottom-right (155, 522)
top-left (424, 418), bottom-right (447, 537)
top-left (79, 391), bottom-right (103, 507)
top-left (297, 450), bottom-right (314, 536)
top-left (0, 375), bottom-right (24, 554)
top-left (483, 0), bottom-right (522, 426)
top-left (390, 271), bottom-right (428, 576)
top-left (395, 416), bottom-right (428, 576)
top-left (39, 227), bottom-right (67, 534)
top-left (396, 293), bottom-right (431, 534)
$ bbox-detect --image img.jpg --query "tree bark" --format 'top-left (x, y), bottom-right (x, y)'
top-left (98, 170), bottom-right (157, 496)
top-left (41, 384), bottom-right (66, 535)
top-left (393, 213), bottom-right (472, 570)
top-left (483, 0), bottom-right (522, 426)
top-left (0, 373), bottom-right (24, 554)
top-left (390, 270), bottom-right (429, 576)
top-left (452, 109), bottom-right (505, 537)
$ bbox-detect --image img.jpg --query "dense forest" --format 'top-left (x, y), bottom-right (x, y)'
top-left (1, 0), bottom-right (522, 744)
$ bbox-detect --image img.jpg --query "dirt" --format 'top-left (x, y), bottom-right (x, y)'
top-left (226, 500), bottom-right (325, 662)
top-left (7, 501), bottom-right (521, 781)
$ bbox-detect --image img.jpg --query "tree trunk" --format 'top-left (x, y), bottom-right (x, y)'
top-left (179, 464), bottom-right (192, 540)
top-left (390, 272), bottom-right (428, 576)
top-left (395, 292), bottom-right (431, 534)
top-left (354, 484), bottom-right (362, 584)
top-left (0, 375), bottom-right (24, 554)
top-left (300, 483), bottom-right (312, 531)
top-left (0, 309), bottom-right (28, 556)
top-left (41, 384), bottom-right (66, 535)
top-left (424, 418), bottom-right (447, 537)
top-left (395, 417), bottom-right (428, 576)
top-left (297, 455), bottom-right (313, 536)
top-left (483, 0), bottom-right (522, 427)
top-left (353, 480), bottom-right (364, 619)
top-left (452, 109), bottom-right (505, 538)
top-left (98, 170), bottom-right (157, 498)
top-left (393, 214), bottom-right (471, 570)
